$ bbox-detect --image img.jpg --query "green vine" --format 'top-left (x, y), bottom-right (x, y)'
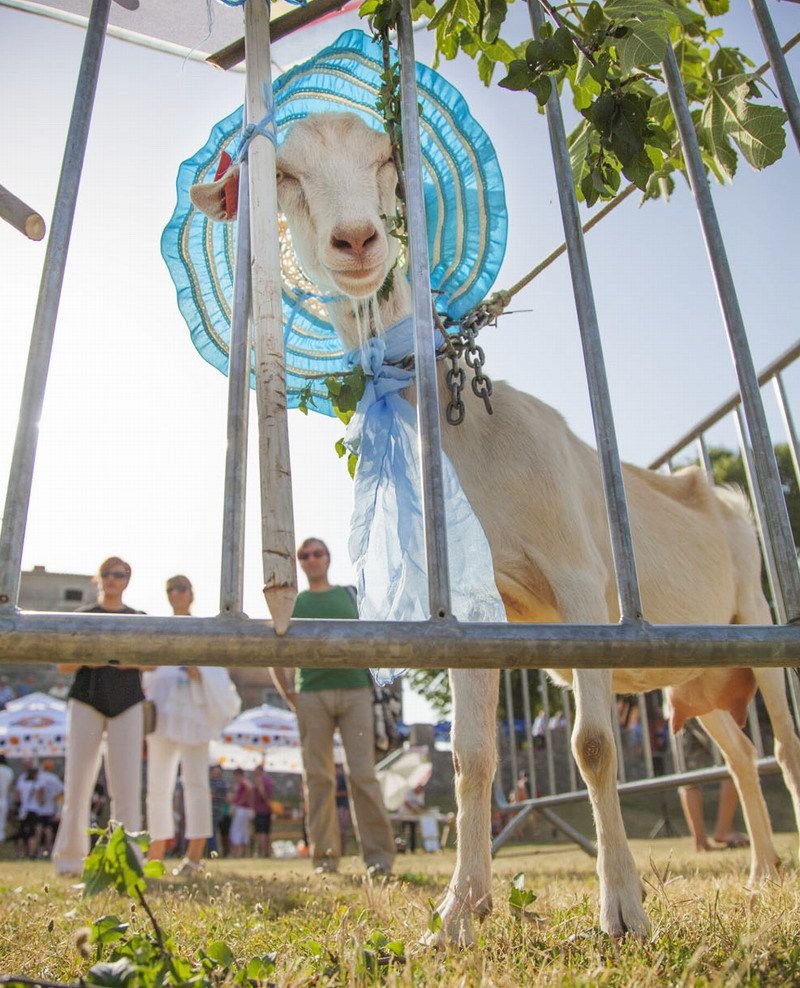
top-left (358, 0), bottom-right (788, 206)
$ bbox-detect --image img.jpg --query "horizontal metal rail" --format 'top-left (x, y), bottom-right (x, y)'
top-left (206, 0), bottom-right (353, 70)
top-left (492, 757), bottom-right (781, 851)
top-left (649, 339), bottom-right (800, 470)
top-left (1, 612), bottom-right (799, 667)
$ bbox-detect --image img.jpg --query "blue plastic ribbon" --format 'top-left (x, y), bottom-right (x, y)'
top-left (235, 90), bottom-right (278, 162)
top-left (345, 318), bottom-right (507, 686)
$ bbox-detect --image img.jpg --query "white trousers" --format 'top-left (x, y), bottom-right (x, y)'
top-left (52, 699), bottom-right (143, 875)
top-left (146, 734), bottom-right (212, 841)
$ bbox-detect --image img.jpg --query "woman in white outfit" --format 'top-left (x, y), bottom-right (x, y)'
top-left (53, 556), bottom-right (145, 876)
top-left (145, 576), bottom-right (241, 874)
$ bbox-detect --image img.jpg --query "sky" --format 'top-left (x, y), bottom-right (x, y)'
top-left (1, 1), bottom-right (799, 725)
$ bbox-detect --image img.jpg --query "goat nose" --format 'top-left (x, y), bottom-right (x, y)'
top-left (330, 224), bottom-right (378, 254)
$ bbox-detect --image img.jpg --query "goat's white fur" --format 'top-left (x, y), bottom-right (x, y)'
top-left (192, 113), bottom-right (800, 944)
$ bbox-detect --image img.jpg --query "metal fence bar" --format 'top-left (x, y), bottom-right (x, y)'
top-left (748, 0), bottom-right (800, 152)
top-left (649, 341), bottom-right (800, 470)
top-left (734, 407), bottom-right (787, 623)
top-left (612, 697), bottom-right (627, 784)
top-left (747, 699), bottom-right (765, 759)
top-left (518, 669), bottom-right (539, 797)
top-left (244, 0), bottom-right (298, 633)
top-left (696, 435), bottom-right (715, 483)
top-left (219, 153), bottom-right (252, 619)
top-left (0, 0), bottom-right (111, 614)
top-left (773, 373), bottom-right (800, 490)
top-left (4, 613), bottom-right (800, 667)
top-left (504, 668), bottom-right (519, 792)
top-left (539, 671), bottom-right (558, 794)
top-left (494, 757), bottom-right (781, 816)
top-left (397, 0), bottom-right (451, 620)
top-left (637, 694), bottom-right (655, 779)
top-left (561, 687), bottom-right (579, 791)
top-left (663, 43), bottom-right (800, 623)
top-left (526, 0), bottom-right (643, 623)
top-left (787, 668), bottom-right (800, 734)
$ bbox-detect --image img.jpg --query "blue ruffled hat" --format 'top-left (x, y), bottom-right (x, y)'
top-left (161, 29), bottom-right (507, 416)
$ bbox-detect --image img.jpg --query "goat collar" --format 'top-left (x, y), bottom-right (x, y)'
top-left (344, 316), bottom-right (447, 373)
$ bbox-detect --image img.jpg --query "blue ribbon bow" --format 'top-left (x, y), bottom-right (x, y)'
top-left (345, 318), bottom-right (507, 686)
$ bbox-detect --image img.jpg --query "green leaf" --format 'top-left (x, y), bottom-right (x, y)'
top-left (90, 915), bottom-right (129, 947)
top-left (698, 0), bottom-right (729, 14)
top-left (206, 940), bottom-right (235, 968)
top-left (427, 0), bottom-right (456, 31)
top-left (347, 452), bottom-right (359, 479)
top-left (478, 53), bottom-right (495, 86)
top-left (615, 18), bottom-right (669, 74)
top-left (728, 102), bottom-right (788, 171)
top-left (334, 438), bottom-right (347, 459)
top-left (427, 909), bottom-right (443, 934)
top-left (705, 76), bottom-right (788, 170)
top-left (532, 76), bottom-right (552, 107)
top-left (85, 958), bottom-right (137, 987)
top-left (142, 860), bottom-right (165, 880)
top-left (498, 60), bottom-right (533, 92)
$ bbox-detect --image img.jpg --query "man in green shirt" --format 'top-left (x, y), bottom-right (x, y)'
top-left (270, 538), bottom-right (395, 875)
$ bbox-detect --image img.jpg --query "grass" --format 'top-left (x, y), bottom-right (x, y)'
top-left (1, 834), bottom-right (799, 986)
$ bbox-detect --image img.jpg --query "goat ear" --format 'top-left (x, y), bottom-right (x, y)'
top-left (189, 152), bottom-right (240, 221)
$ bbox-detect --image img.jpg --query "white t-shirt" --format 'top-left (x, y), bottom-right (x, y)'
top-left (35, 770), bottom-right (64, 816)
top-left (16, 773), bottom-right (43, 818)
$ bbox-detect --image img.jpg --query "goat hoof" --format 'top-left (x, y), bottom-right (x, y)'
top-left (422, 891), bottom-right (483, 949)
top-left (600, 883), bottom-right (651, 940)
top-left (748, 861), bottom-right (781, 890)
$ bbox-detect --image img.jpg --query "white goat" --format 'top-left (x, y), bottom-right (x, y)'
top-left (192, 112), bottom-right (800, 944)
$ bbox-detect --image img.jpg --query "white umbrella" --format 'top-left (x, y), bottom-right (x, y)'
top-left (208, 740), bottom-right (305, 775)
top-left (220, 704), bottom-right (344, 772)
top-left (0, 692), bottom-right (67, 759)
top-left (376, 746), bottom-right (433, 813)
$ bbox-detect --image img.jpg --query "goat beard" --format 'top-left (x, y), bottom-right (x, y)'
top-left (350, 293), bottom-right (384, 348)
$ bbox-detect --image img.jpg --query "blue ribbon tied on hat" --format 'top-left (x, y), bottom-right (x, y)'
top-left (345, 318), bottom-right (507, 686)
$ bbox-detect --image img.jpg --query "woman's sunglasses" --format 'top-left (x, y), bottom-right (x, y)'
top-left (100, 570), bottom-right (128, 579)
top-left (167, 584), bottom-right (191, 593)
top-left (298, 549), bottom-right (326, 561)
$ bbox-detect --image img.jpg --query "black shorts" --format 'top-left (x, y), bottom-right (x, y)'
top-left (19, 812), bottom-right (42, 840)
top-left (254, 812), bottom-right (272, 835)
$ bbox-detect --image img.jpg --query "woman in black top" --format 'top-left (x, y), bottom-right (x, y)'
top-left (52, 557), bottom-right (146, 875)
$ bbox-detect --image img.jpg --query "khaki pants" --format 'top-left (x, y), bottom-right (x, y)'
top-left (53, 699), bottom-right (143, 875)
top-left (296, 688), bottom-right (394, 871)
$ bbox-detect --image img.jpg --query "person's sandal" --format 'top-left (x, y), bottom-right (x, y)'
top-left (171, 857), bottom-right (203, 876)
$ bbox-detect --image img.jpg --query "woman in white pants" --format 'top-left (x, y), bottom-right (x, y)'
top-left (146, 576), bottom-right (241, 874)
top-left (53, 556), bottom-right (145, 876)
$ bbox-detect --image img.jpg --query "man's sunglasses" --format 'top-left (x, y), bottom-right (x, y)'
top-left (298, 549), bottom-right (326, 561)
top-left (100, 570), bottom-right (128, 579)
top-left (167, 584), bottom-right (191, 593)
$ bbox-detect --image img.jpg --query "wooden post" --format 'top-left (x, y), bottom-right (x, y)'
top-left (0, 184), bottom-right (46, 241)
top-left (244, 0), bottom-right (297, 633)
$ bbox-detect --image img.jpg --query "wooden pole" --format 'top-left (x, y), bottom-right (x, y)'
top-left (0, 184), bottom-right (46, 241)
top-left (244, 0), bottom-right (297, 634)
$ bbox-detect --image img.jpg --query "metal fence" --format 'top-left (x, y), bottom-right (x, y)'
top-left (1, 0), bottom-right (800, 678)
top-left (493, 339), bottom-right (800, 854)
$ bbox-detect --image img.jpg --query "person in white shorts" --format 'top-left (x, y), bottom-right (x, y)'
top-left (145, 575), bottom-right (241, 875)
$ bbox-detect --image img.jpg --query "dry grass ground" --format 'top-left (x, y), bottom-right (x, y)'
top-left (1, 834), bottom-right (799, 986)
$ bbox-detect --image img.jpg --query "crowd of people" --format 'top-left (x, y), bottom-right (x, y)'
top-left (0, 542), bottom-right (400, 879)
